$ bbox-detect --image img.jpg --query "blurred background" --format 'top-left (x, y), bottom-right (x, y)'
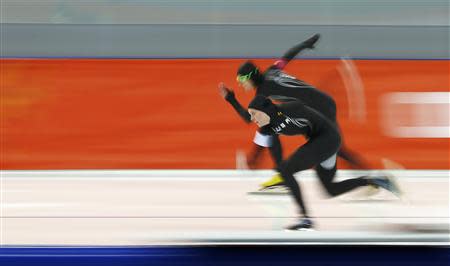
top-left (0, 0), bottom-right (449, 251)
top-left (2, 0), bottom-right (449, 170)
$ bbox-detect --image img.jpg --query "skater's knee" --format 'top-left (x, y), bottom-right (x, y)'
top-left (316, 166), bottom-right (339, 197)
top-left (318, 179), bottom-right (339, 197)
top-left (322, 185), bottom-right (339, 197)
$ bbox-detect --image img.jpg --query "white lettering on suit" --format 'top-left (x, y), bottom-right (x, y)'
top-left (272, 116), bottom-right (312, 133)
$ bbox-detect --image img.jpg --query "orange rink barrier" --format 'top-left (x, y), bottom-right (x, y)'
top-left (1, 59), bottom-right (449, 169)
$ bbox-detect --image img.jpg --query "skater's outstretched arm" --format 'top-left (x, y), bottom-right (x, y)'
top-left (273, 33), bottom-right (320, 70)
top-left (218, 82), bottom-right (251, 123)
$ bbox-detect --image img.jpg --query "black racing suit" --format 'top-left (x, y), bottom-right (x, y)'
top-left (260, 101), bottom-right (370, 217)
top-left (226, 43), bottom-right (368, 170)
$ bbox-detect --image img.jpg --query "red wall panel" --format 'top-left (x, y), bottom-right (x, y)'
top-left (1, 59), bottom-right (448, 169)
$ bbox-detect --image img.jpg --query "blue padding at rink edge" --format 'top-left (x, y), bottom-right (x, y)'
top-left (0, 246), bottom-right (449, 266)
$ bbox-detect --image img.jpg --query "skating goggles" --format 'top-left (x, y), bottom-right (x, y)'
top-left (236, 70), bottom-right (256, 83)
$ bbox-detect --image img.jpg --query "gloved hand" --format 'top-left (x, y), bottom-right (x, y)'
top-left (302, 33), bottom-right (320, 49)
top-left (218, 82), bottom-right (235, 102)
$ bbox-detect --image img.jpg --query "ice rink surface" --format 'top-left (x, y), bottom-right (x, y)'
top-left (1, 170), bottom-right (449, 246)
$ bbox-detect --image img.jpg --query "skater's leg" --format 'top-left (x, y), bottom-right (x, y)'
top-left (315, 161), bottom-right (401, 197)
top-left (247, 144), bottom-right (265, 169)
top-left (278, 132), bottom-right (341, 217)
top-left (315, 163), bottom-right (370, 197)
top-left (259, 134), bottom-right (285, 189)
top-left (278, 169), bottom-right (309, 217)
top-left (268, 134), bottom-right (283, 167)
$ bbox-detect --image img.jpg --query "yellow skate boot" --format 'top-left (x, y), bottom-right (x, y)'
top-left (258, 173), bottom-right (287, 192)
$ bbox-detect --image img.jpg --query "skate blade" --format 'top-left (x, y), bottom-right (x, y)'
top-left (247, 186), bottom-right (290, 195)
top-left (284, 228), bottom-right (315, 232)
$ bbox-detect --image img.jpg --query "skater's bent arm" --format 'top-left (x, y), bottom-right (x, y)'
top-left (274, 34), bottom-right (320, 69)
top-left (219, 82), bottom-right (251, 123)
top-left (226, 95), bottom-right (252, 123)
